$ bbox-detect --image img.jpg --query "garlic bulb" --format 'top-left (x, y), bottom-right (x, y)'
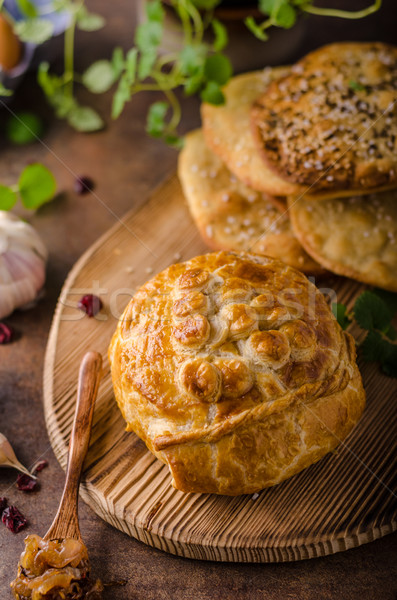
top-left (0, 211), bottom-right (48, 319)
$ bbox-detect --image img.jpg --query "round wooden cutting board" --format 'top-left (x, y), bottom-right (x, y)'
top-left (43, 175), bottom-right (397, 563)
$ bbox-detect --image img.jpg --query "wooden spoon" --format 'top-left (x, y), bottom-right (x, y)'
top-left (44, 351), bottom-right (102, 542)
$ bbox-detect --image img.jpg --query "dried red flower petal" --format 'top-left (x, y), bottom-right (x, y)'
top-left (0, 497), bottom-right (7, 514)
top-left (0, 323), bottom-right (14, 344)
top-left (2, 505), bottom-right (27, 533)
top-left (74, 176), bottom-right (95, 195)
top-left (78, 294), bottom-right (103, 318)
top-left (32, 459), bottom-right (48, 473)
top-left (16, 473), bottom-right (38, 492)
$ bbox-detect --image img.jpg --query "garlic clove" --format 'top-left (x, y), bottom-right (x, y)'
top-left (0, 212), bottom-right (48, 319)
top-left (0, 433), bottom-right (37, 479)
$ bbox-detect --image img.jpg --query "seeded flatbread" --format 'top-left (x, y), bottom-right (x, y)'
top-left (252, 42), bottom-right (397, 196)
top-left (288, 191), bottom-right (397, 292)
top-left (201, 68), bottom-right (302, 196)
top-left (178, 129), bottom-right (322, 274)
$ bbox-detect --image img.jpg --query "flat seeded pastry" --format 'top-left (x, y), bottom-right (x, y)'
top-left (109, 251), bottom-right (365, 496)
top-left (178, 129), bottom-right (322, 274)
top-left (201, 68), bottom-right (300, 196)
top-left (288, 190), bottom-right (397, 292)
top-left (252, 42), bottom-right (397, 196)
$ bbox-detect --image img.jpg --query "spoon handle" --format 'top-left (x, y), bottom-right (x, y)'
top-left (44, 351), bottom-right (102, 541)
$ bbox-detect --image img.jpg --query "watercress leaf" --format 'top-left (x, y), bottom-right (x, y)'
top-left (38, 62), bottom-right (56, 96)
top-left (184, 72), bottom-right (204, 96)
top-left (164, 134), bottom-right (184, 149)
top-left (6, 112), bottom-right (43, 145)
top-left (67, 106), bottom-right (104, 132)
top-left (244, 16), bottom-right (268, 41)
top-left (275, 3), bottom-right (297, 28)
top-left (19, 164), bottom-right (56, 209)
top-left (146, 0), bottom-right (165, 22)
top-left (211, 18), bottom-right (228, 52)
top-left (180, 43), bottom-right (206, 76)
top-left (204, 53), bottom-right (232, 85)
top-left (82, 60), bottom-right (116, 93)
top-left (258, 0), bottom-right (283, 16)
top-left (373, 289), bottom-right (397, 315)
top-left (112, 75), bottom-right (131, 119)
top-left (331, 302), bottom-right (351, 330)
top-left (146, 101), bottom-right (168, 137)
top-left (200, 80), bottom-right (224, 105)
top-left (14, 18), bottom-right (54, 44)
top-left (138, 49), bottom-right (157, 80)
top-left (52, 93), bottom-right (77, 118)
top-left (0, 186), bottom-right (17, 210)
top-left (125, 48), bottom-right (138, 81)
top-left (0, 82), bottom-right (13, 97)
top-left (77, 11), bottom-right (105, 31)
top-left (354, 291), bottom-right (392, 333)
top-left (361, 329), bottom-right (397, 368)
top-left (15, 0), bottom-right (38, 18)
top-left (112, 47), bottom-right (125, 77)
top-left (135, 20), bottom-right (163, 53)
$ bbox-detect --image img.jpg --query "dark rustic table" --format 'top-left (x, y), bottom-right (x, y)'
top-left (1, 1), bottom-right (396, 598)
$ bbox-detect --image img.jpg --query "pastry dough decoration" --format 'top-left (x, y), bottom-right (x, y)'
top-left (109, 251), bottom-right (365, 495)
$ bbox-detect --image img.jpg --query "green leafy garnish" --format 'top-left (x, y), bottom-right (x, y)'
top-left (0, 164), bottom-right (56, 212)
top-left (0, 82), bottom-right (13, 97)
top-left (6, 111), bottom-right (43, 144)
top-left (0, 185), bottom-right (18, 210)
top-left (333, 289), bottom-right (397, 377)
top-left (332, 302), bottom-right (351, 331)
top-left (246, 0), bottom-right (382, 41)
top-left (19, 164), bottom-right (57, 209)
top-left (14, 18), bottom-right (54, 43)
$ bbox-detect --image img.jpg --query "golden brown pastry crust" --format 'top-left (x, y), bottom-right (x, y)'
top-left (288, 190), bottom-right (397, 292)
top-left (201, 68), bottom-right (300, 196)
top-left (109, 252), bottom-right (365, 496)
top-left (251, 42), bottom-right (397, 196)
top-left (178, 129), bottom-right (322, 274)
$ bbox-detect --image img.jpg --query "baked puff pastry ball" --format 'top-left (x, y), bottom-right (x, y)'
top-left (109, 252), bottom-right (365, 495)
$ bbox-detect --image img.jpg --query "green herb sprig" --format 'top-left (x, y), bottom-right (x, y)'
top-left (246, 0), bottom-right (382, 41)
top-left (82, 0), bottom-right (231, 146)
top-left (333, 289), bottom-right (397, 378)
top-left (0, 164), bottom-right (56, 211)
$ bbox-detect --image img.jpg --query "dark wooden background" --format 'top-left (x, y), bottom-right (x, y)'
top-left (0, 0), bottom-right (396, 598)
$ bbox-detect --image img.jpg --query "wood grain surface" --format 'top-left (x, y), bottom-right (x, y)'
top-left (43, 175), bottom-right (397, 563)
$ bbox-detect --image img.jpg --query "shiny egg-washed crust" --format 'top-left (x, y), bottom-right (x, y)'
top-left (178, 129), bottom-right (323, 274)
top-left (252, 42), bottom-right (397, 196)
top-left (109, 251), bottom-right (365, 496)
top-left (201, 68), bottom-right (301, 196)
top-left (288, 190), bottom-right (397, 292)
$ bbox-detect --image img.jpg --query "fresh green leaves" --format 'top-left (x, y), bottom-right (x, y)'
top-left (76, 8), bottom-right (105, 32)
top-left (332, 302), bottom-right (351, 331)
top-left (354, 291), bottom-right (392, 333)
top-left (67, 106), bottom-right (104, 131)
top-left (333, 289), bottom-right (397, 378)
top-left (0, 164), bottom-right (56, 211)
top-left (14, 18), bottom-right (54, 44)
top-left (82, 60), bottom-right (117, 94)
top-left (6, 111), bottom-right (43, 144)
top-left (0, 82), bottom-right (13, 97)
top-left (0, 186), bottom-right (17, 211)
top-left (204, 53), bottom-right (232, 85)
top-left (19, 164), bottom-right (57, 209)
top-left (110, 0), bottom-right (233, 144)
top-left (349, 80), bottom-right (366, 92)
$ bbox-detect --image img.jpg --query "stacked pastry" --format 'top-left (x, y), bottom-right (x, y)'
top-left (178, 42), bottom-right (397, 292)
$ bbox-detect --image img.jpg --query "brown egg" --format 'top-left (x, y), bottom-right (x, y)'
top-left (0, 15), bottom-right (22, 72)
